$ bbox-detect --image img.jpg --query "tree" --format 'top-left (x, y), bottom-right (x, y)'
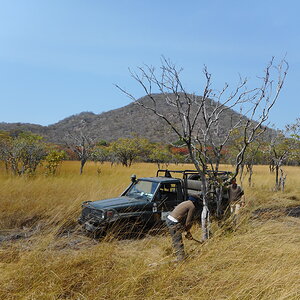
top-left (117, 56), bottom-right (288, 240)
top-left (0, 131), bottom-right (11, 172)
top-left (243, 142), bottom-right (265, 187)
top-left (286, 118), bottom-right (300, 165)
top-left (65, 131), bottom-right (96, 175)
top-left (90, 145), bottom-right (111, 164)
top-left (149, 144), bottom-right (173, 169)
top-left (267, 119), bottom-right (300, 191)
top-left (0, 131), bottom-right (46, 175)
top-left (268, 131), bottom-right (289, 191)
top-left (110, 136), bottom-right (151, 167)
top-left (44, 149), bottom-right (66, 176)
top-left (227, 129), bottom-right (265, 187)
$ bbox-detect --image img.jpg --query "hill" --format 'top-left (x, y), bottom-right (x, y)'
top-left (0, 94), bottom-right (264, 144)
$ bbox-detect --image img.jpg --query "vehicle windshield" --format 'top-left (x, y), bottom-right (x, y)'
top-left (125, 180), bottom-right (159, 201)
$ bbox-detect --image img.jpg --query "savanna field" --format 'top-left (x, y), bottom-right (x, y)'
top-left (0, 162), bottom-right (300, 300)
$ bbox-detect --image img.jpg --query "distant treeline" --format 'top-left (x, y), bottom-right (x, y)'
top-left (0, 129), bottom-right (299, 177)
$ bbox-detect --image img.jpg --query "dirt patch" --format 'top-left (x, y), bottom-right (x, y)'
top-left (0, 224), bottom-right (42, 244)
top-left (49, 234), bottom-right (99, 251)
top-left (0, 231), bottom-right (32, 243)
top-left (286, 206), bottom-right (300, 217)
top-left (55, 220), bottom-right (81, 237)
top-left (253, 205), bottom-right (300, 220)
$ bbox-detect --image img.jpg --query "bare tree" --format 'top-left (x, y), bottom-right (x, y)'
top-left (65, 129), bottom-right (96, 175)
top-left (245, 148), bottom-right (258, 187)
top-left (268, 131), bottom-right (289, 191)
top-left (229, 130), bottom-right (265, 187)
top-left (117, 57), bottom-right (288, 240)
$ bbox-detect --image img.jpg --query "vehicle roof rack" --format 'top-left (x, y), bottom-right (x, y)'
top-left (156, 169), bottom-right (233, 180)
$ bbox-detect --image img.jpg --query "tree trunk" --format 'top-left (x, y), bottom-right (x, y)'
top-left (4, 161), bottom-right (9, 173)
top-left (279, 169), bottom-right (287, 192)
top-left (215, 186), bottom-right (223, 219)
top-left (239, 164), bottom-right (245, 187)
top-left (201, 205), bottom-right (210, 241)
top-left (187, 143), bottom-right (210, 241)
top-left (247, 164), bottom-right (253, 187)
top-left (275, 165), bottom-right (279, 191)
top-left (269, 163), bottom-right (275, 173)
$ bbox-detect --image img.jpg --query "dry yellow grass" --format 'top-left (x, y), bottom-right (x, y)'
top-left (0, 162), bottom-right (300, 299)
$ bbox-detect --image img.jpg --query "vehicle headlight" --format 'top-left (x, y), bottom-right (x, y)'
top-left (88, 209), bottom-right (105, 221)
top-left (99, 210), bottom-right (106, 219)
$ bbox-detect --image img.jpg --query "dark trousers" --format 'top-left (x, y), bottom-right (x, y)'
top-left (166, 218), bottom-right (185, 261)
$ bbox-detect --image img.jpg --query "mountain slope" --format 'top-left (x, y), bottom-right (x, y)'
top-left (0, 94), bottom-right (259, 144)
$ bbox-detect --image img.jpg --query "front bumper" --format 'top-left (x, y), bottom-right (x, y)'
top-left (78, 206), bottom-right (120, 233)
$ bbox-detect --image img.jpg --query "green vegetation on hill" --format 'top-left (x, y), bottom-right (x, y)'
top-left (0, 94), bottom-right (271, 144)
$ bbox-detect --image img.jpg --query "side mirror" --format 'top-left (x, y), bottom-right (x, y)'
top-left (131, 174), bottom-right (136, 183)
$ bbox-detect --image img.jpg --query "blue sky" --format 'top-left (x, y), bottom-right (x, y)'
top-left (0, 0), bottom-right (299, 129)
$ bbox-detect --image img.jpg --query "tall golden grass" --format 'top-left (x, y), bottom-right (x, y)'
top-left (0, 162), bottom-right (300, 299)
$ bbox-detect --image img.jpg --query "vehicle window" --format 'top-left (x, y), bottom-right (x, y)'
top-left (159, 183), bottom-right (179, 202)
top-left (125, 180), bottom-right (158, 200)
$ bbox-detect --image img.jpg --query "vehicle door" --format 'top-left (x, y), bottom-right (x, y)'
top-left (154, 182), bottom-right (183, 221)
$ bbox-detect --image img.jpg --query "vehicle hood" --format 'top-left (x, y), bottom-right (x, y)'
top-left (87, 196), bottom-right (150, 211)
